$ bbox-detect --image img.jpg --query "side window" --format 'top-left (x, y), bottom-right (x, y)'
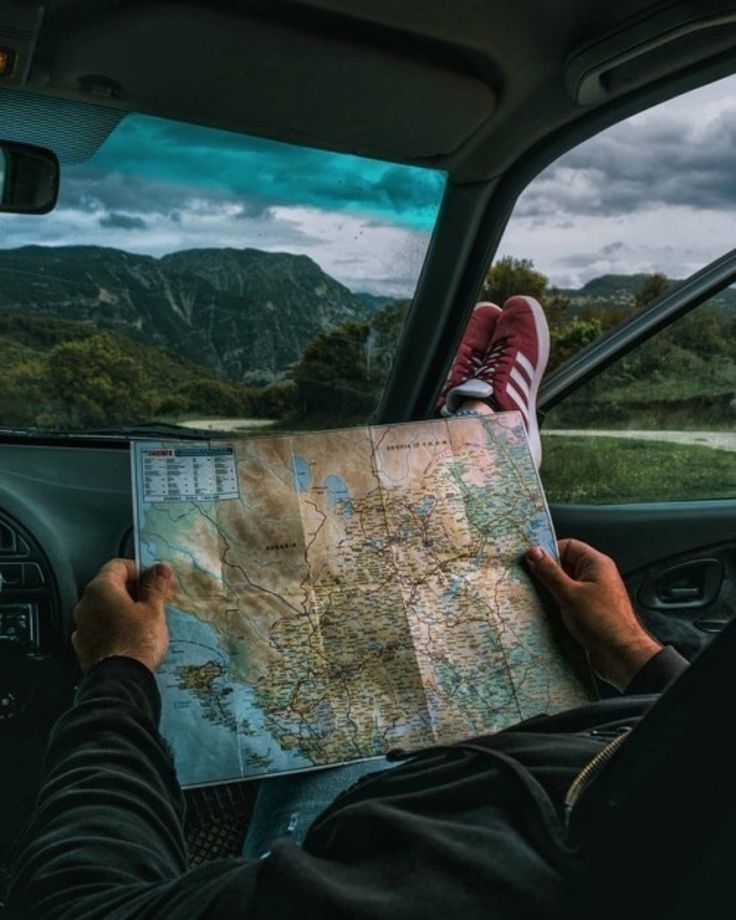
top-left (540, 293), bottom-right (736, 503)
top-left (471, 74), bottom-right (736, 503)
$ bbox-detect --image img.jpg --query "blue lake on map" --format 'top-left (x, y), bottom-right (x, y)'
top-left (323, 474), bottom-right (353, 515)
top-left (290, 456), bottom-right (312, 493)
top-left (413, 495), bottom-right (436, 516)
top-left (442, 576), bottom-right (463, 604)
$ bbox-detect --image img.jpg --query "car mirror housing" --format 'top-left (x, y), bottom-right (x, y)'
top-left (0, 141), bottom-right (58, 214)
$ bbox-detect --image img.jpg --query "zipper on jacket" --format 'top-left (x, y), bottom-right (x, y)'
top-left (564, 727), bottom-right (632, 826)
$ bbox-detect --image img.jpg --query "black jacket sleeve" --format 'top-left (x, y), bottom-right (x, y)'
top-left (624, 645), bottom-right (689, 695)
top-left (4, 656), bottom-right (261, 920)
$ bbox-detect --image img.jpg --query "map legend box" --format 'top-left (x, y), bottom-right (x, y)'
top-left (140, 446), bottom-right (239, 502)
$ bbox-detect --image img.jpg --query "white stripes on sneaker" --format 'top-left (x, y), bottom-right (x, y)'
top-left (509, 366), bottom-right (531, 400)
top-left (446, 344), bottom-right (539, 422)
top-left (506, 381), bottom-right (530, 424)
top-left (505, 351), bottom-right (538, 425)
top-left (516, 351), bottom-right (536, 380)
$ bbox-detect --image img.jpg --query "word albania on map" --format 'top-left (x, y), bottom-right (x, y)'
top-left (132, 415), bottom-right (592, 787)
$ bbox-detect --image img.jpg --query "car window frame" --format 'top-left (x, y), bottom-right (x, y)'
top-left (379, 53), bottom-right (736, 425)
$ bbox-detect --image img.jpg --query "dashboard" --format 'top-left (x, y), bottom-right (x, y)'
top-left (0, 439), bottom-right (133, 851)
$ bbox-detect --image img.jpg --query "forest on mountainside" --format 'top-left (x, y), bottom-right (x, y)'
top-left (2, 251), bottom-right (735, 432)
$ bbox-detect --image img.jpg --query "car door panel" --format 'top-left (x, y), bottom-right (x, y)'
top-left (551, 502), bottom-right (736, 572)
top-left (552, 502), bottom-right (736, 675)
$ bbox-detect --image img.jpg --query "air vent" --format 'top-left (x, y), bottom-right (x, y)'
top-left (0, 510), bottom-right (57, 650)
top-left (0, 519), bottom-right (29, 557)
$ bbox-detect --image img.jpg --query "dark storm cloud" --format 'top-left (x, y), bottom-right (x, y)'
top-left (516, 106), bottom-right (736, 219)
top-left (49, 112), bottom-right (445, 235)
top-left (79, 114), bottom-right (445, 229)
top-left (58, 171), bottom-right (196, 215)
top-left (98, 212), bottom-right (147, 230)
top-left (557, 244), bottom-right (627, 269)
top-left (234, 201), bottom-right (273, 220)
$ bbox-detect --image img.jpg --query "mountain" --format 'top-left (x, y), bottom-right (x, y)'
top-left (3, 245), bottom-right (734, 393)
top-left (355, 292), bottom-right (401, 313)
top-left (0, 246), bottom-right (370, 385)
top-left (569, 274), bottom-right (655, 303)
top-left (561, 273), bottom-right (736, 313)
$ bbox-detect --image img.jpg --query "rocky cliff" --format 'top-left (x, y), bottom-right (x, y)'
top-left (0, 245), bottom-right (373, 384)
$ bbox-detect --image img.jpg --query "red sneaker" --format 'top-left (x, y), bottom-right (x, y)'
top-left (443, 295), bottom-right (550, 468)
top-left (436, 302), bottom-right (502, 412)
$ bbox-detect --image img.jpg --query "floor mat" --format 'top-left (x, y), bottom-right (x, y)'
top-left (184, 780), bottom-right (259, 865)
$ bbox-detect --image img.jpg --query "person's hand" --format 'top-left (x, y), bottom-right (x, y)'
top-left (72, 559), bottom-right (174, 675)
top-left (525, 539), bottom-right (663, 691)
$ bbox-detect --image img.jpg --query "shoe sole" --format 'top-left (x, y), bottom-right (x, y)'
top-left (503, 295), bottom-right (550, 469)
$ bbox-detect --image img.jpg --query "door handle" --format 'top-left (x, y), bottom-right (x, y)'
top-left (660, 585), bottom-right (700, 601)
top-left (638, 558), bottom-right (724, 610)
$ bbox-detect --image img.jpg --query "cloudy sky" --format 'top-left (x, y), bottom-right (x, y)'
top-left (0, 109), bottom-right (446, 297)
top-left (501, 73), bottom-right (736, 289)
top-left (2, 72), bottom-right (736, 295)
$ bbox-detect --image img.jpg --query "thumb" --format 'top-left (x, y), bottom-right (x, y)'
top-left (138, 563), bottom-right (174, 610)
top-left (525, 546), bottom-right (577, 602)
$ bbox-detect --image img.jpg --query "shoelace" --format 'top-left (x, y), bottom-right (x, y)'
top-left (443, 347), bottom-right (483, 388)
top-left (474, 338), bottom-right (509, 393)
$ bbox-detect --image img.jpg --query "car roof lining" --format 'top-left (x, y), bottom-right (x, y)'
top-left (12, 0), bottom-right (736, 182)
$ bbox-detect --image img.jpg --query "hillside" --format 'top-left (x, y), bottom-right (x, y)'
top-left (0, 313), bottom-right (272, 430)
top-left (0, 245), bottom-right (371, 385)
top-left (0, 296), bottom-right (408, 432)
top-left (561, 273), bottom-right (736, 313)
top-left (3, 245), bottom-right (735, 432)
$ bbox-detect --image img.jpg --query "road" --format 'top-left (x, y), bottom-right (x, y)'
top-left (543, 429), bottom-right (736, 452)
top-left (180, 418), bottom-right (277, 431)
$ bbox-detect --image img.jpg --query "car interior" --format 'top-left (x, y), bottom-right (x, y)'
top-left (2, 0), bottom-right (736, 896)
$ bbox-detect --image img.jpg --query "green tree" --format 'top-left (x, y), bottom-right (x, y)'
top-left (544, 289), bottom-right (572, 329)
top-left (256, 380), bottom-right (297, 419)
top-left (634, 272), bottom-right (671, 311)
top-left (482, 256), bottom-right (548, 305)
top-left (5, 358), bottom-right (46, 427)
top-left (175, 378), bottom-right (255, 416)
top-left (548, 317), bottom-right (604, 372)
top-left (482, 257), bottom-right (573, 345)
top-left (43, 334), bottom-right (152, 428)
top-left (670, 305), bottom-right (731, 359)
top-left (293, 320), bottom-right (375, 421)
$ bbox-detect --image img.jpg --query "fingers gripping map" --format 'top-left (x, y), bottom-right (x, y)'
top-left (132, 415), bottom-right (592, 787)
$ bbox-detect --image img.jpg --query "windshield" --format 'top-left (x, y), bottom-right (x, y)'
top-left (0, 91), bottom-right (445, 436)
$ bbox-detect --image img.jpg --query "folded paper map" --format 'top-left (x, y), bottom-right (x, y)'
top-left (131, 414), bottom-right (593, 787)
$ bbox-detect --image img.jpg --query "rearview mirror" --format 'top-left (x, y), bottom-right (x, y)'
top-left (0, 141), bottom-right (59, 214)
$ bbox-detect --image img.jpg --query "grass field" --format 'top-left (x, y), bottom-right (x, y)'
top-left (540, 435), bottom-right (736, 503)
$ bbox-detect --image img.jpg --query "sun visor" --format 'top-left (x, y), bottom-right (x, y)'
top-left (46, 3), bottom-right (495, 164)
